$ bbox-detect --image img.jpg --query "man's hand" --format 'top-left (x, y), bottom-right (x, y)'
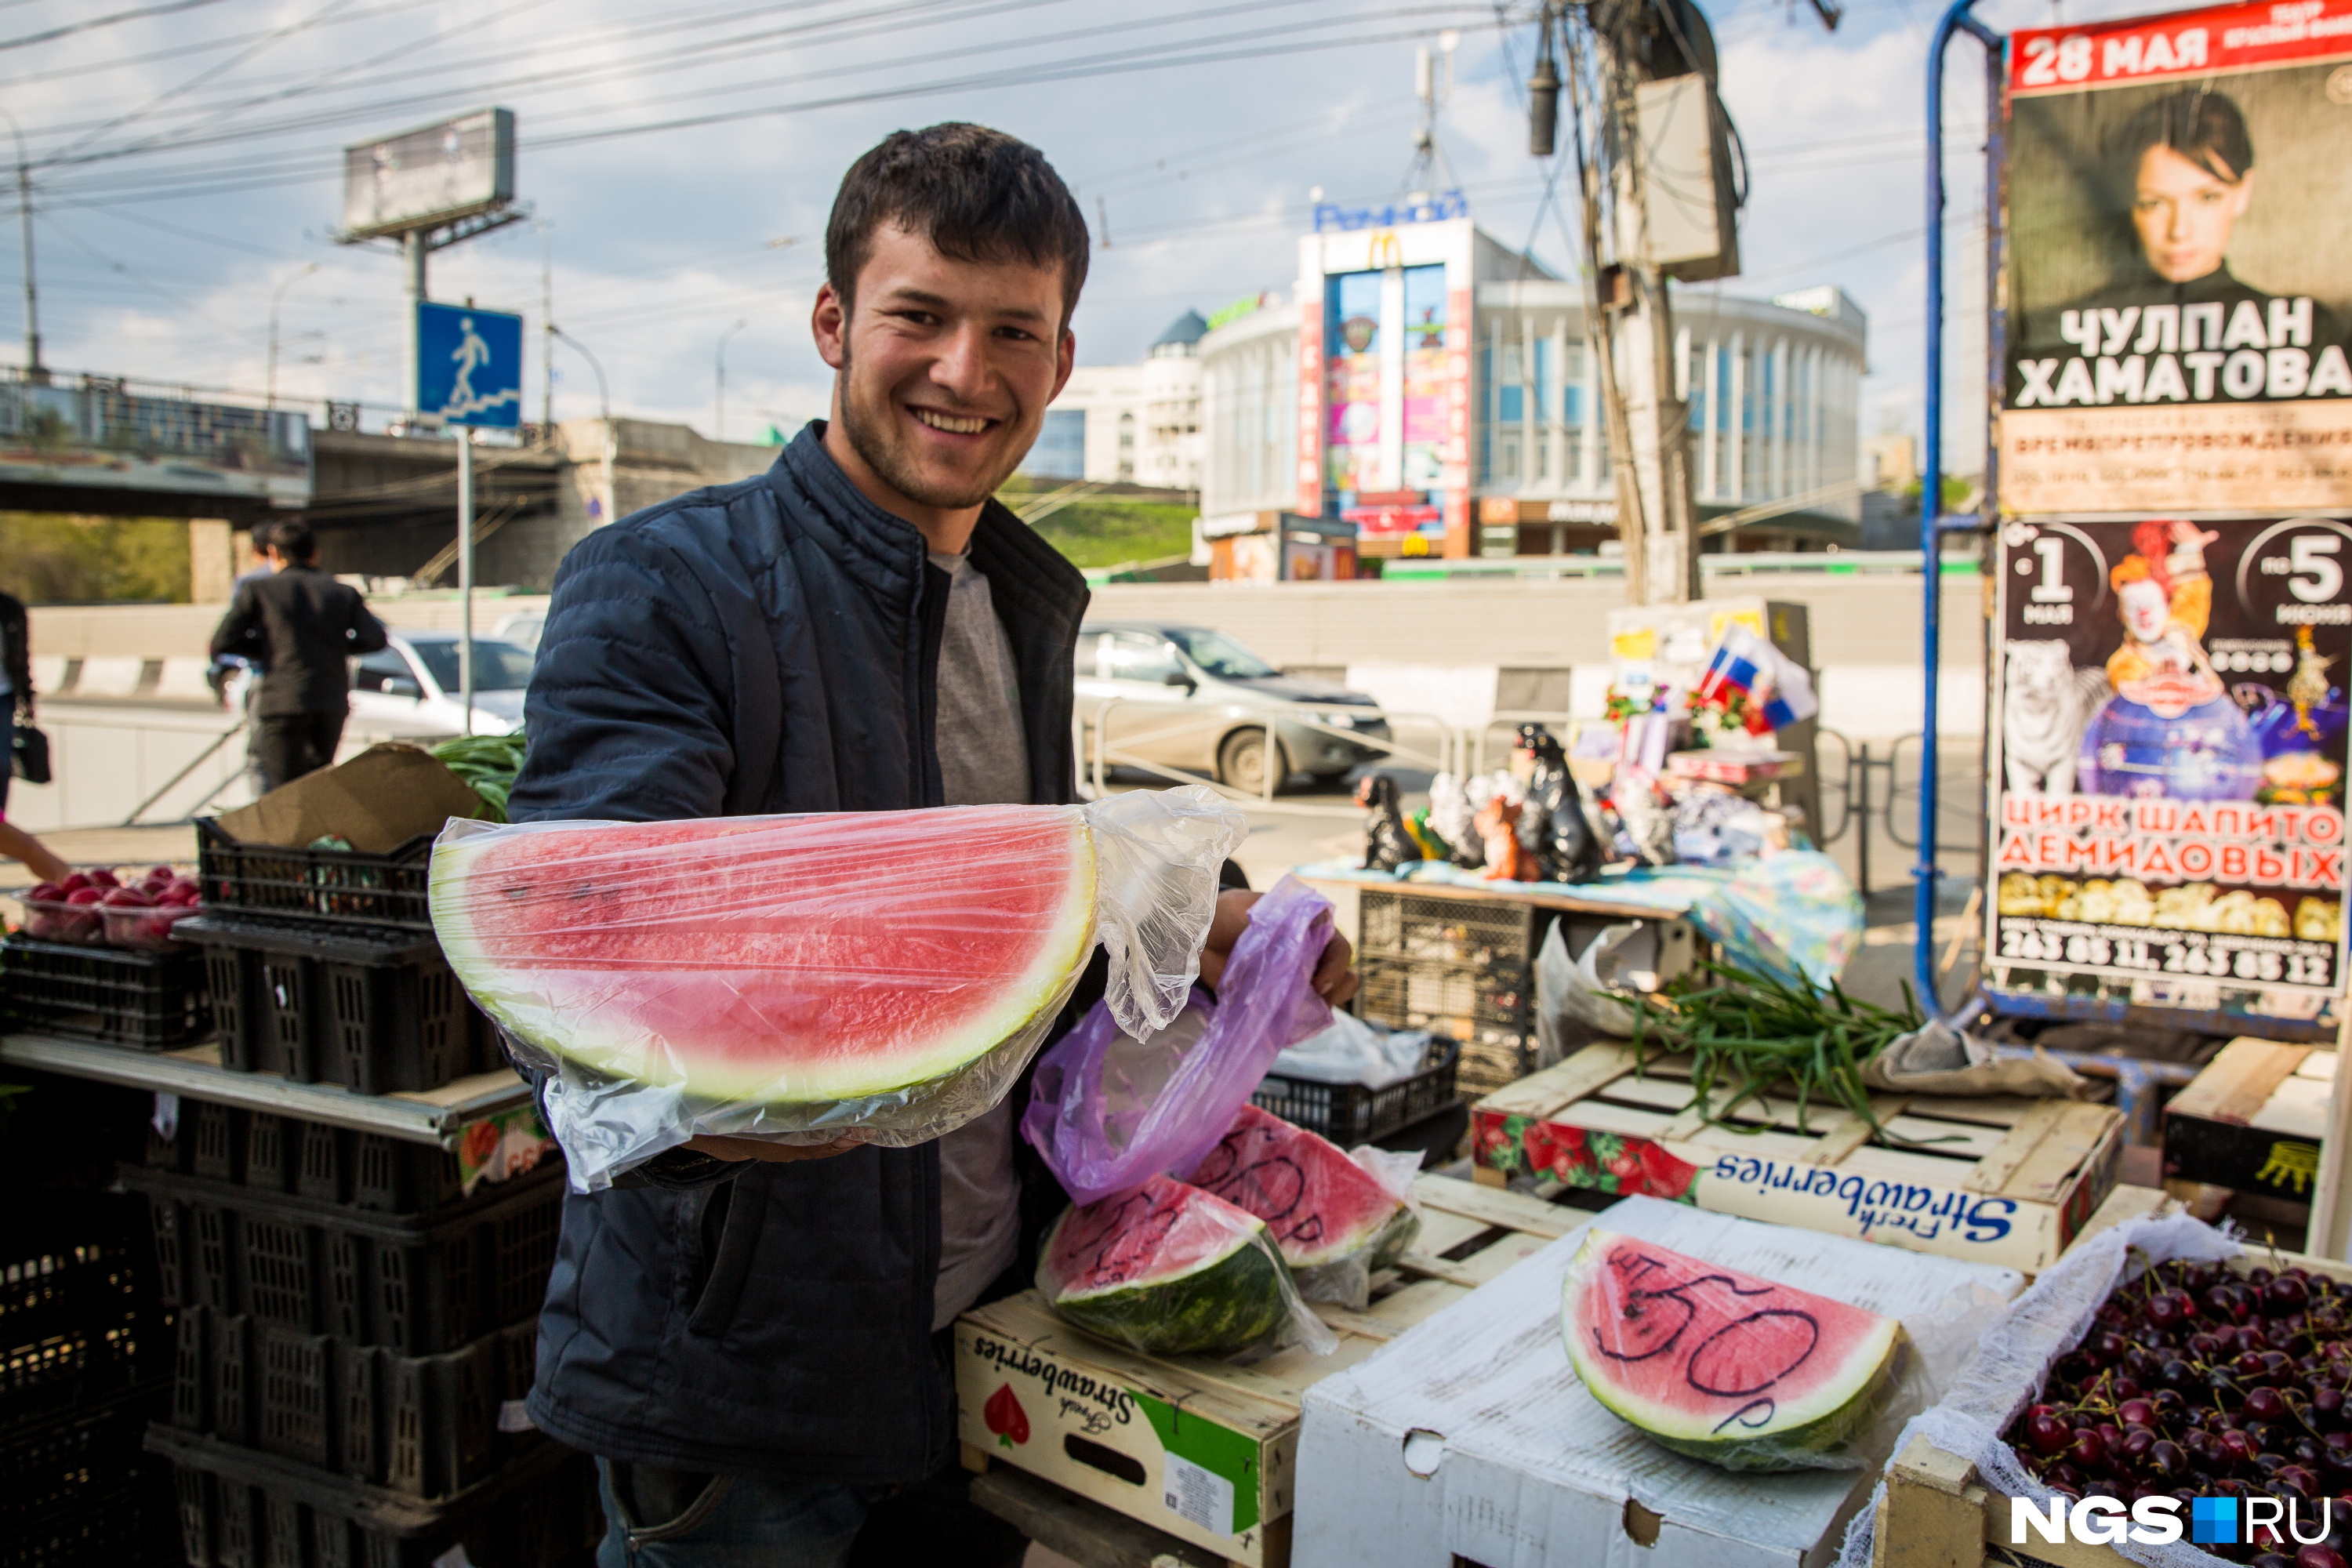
top-left (683, 1132), bottom-right (866, 1163)
top-left (1196, 888), bottom-right (1360, 1007)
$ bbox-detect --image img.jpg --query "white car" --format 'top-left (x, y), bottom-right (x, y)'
top-left (344, 632), bottom-right (530, 738)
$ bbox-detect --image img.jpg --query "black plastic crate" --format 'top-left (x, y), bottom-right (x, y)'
top-left (0, 935), bottom-right (209, 1049)
top-left (0, 1469), bottom-right (180, 1568)
top-left (180, 919), bottom-right (487, 1094)
top-left (127, 1167), bottom-right (560, 1355)
top-left (147, 1100), bottom-right (558, 1217)
top-left (1251, 1036), bottom-right (1463, 1148)
top-left (0, 1381), bottom-right (170, 1529)
top-left (1357, 888), bottom-right (1557, 969)
top-left (0, 1193), bottom-right (166, 1422)
top-left (196, 818), bottom-right (435, 935)
top-left (152, 1421), bottom-right (597, 1568)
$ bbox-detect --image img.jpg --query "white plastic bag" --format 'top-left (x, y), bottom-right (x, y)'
top-left (1268, 1011), bottom-right (1432, 1088)
top-left (1533, 920), bottom-right (1657, 1058)
top-left (431, 787), bottom-right (1247, 1189)
top-left (1833, 1210), bottom-right (2241, 1568)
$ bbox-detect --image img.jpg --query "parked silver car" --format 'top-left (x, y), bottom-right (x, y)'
top-left (1073, 622), bottom-right (1389, 793)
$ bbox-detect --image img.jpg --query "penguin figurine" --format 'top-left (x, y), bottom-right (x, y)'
top-left (1356, 773), bottom-right (1419, 871)
top-left (1514, 723), bottom-right (1606, 884)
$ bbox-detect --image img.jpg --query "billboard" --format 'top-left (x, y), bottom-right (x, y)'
top-left (1986, 514), bottom-right (2352, 1033)
top-left (2000, 2), bottom-right (2352, 515)
top-left (343, 109), bottom-right (516, 240)
top-left (0, 379), bottom-right (310, 506)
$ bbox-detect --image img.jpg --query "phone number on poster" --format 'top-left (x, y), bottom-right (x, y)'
top-left (1997, 919), bottom-right (2335, 986)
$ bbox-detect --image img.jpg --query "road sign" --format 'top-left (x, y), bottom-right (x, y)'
top-left (416, 302), bottom-right (523, 427)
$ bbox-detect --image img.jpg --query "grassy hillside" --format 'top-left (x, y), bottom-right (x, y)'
top-left (1023, 499), bottom-right (1195, 569)
top-left (0, 514), bottom-right (190, 604)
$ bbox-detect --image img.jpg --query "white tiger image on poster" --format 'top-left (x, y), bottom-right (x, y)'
top-left (2002, 640), bottom-right (2109, 795)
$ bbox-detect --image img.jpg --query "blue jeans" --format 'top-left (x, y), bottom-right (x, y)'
top-left (595, 1461), bottom-right (887, 1568)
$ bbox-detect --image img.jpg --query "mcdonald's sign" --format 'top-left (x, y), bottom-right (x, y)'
top-left (1367, 230), bottom-right (1403, 270)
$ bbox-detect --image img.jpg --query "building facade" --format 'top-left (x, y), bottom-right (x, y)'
top-left (1025, 311), bottom-right (1204, 492)
top-left (1196, 216), bottom-right (1868, 559)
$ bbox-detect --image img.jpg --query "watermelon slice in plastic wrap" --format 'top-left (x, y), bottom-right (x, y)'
top-left (1560, 1229), bottom-right (1904, 1471)
top-left (430, 789), bottom-right (1246, 1188)
top-left (1038, 1175), bottom-right (1334, 1357)
top-left (1184, 1104), bottom-right (1419, 1308)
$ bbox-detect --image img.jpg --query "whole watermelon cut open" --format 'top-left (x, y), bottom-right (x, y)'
top-left (1040, 1175), bottom-right (1292, 1355)
top-left (430, 805), bottom-right (1098, 1103)
top-left (1185, 1105), bottom-right (1417, 1290)
top-left (1560, 1229), bottom-right (1902, 1470)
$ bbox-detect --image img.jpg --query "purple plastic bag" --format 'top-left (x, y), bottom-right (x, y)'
top-left (1022, 876), bottom-right (1336, 1206)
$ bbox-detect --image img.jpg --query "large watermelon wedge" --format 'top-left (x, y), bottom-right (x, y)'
top-left (1040, 1176), bottom-right (1292, 1355)
top-left (1185, 1105), bottom-right (1418, 1295)
top-left (430, 806), bottom-right (1098, 1103)
top-left (1560, 1230), bottom-right (1902, 1471)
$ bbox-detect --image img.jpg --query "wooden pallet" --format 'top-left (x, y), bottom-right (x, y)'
top-left (953, 1174), bottom-right (1573, 1568)
top-left (1470, 1042), bottom-right (2125, 1272)
top-left (1872, 1185), bottom-right (2352, 1568)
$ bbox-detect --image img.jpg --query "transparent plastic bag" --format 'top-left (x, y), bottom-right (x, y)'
top-left (430, 787), bottom-right (1247, 1189)
top-left (1834, 1211), bottom-right (2241, 1568)
top-left (1560, 1229), bottom-right (2006, 1473)
top-left (1181, 1102), bottom-right (1424, 1312)
top-left (1036, 1174), bottom-right (1339, 1357)
top-left (1022, 875), bottom-right (1337, 1207)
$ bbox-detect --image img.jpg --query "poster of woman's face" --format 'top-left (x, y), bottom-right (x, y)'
top-left (1998, 0), bottom-right (2352, 516)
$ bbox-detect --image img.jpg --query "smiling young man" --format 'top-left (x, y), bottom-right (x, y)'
top-left (506, 125), bottom-right (1352, 1567)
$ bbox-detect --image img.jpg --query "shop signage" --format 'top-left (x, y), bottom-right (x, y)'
top-left (1986, 516), bottom-right (2352, 1030)
top-left (1312, 189), bottom-right (1466, 232)
top-left (1999, 0), bottom-right (2352, 514)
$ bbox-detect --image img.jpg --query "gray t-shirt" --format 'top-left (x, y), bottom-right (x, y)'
top-left (930, 548), bottom-right (1033, 1331)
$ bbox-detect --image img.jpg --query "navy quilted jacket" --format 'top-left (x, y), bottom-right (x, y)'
top-left (506, 423), bottom-right (1089, 1481)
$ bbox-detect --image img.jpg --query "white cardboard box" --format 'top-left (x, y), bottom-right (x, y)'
top-left (1293, 1196), bottom-right (2026, 1568)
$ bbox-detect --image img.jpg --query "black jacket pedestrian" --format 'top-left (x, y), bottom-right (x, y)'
top-left (207, 564), bottom-right (388, 715)
top-left (506, 423), bottom-right (1091, 1483)
top-left (0, 592), bottom-right (29, 720)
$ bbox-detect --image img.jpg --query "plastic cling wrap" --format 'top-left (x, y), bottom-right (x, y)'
top-left (1036, 1174), bottom-right (1338, 1358)
top-left (429, 788), bottom-right (1247, 1189)
top-left (1183, 1103), bottom-right (1422, 1311)
top-left (1023, 876), bottom-right (1338, 1206)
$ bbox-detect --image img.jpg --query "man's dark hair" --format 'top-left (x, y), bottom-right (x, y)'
top-left (826, 123), bottom-right (1090, 330)
top-left (270, 520), bottom-right (316, 561)
top-left (2112, 88), bottom-right (2253, 195)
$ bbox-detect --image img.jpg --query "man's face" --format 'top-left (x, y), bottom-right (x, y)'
top-left (813, 223), bottom-right (1073, 517)
top-left (2132, 144), bottom-right (2251, 284)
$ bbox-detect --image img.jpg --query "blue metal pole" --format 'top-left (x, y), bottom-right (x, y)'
top-left (1917, 0), bottom-right (1999, 1021)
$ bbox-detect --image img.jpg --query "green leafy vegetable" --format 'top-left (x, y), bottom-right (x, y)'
top-left (431, 733), bottom-right (528, 823)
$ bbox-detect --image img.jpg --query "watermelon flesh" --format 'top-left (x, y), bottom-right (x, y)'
top-left (430, 805), bottom-right (1098, 1105)
top-left (1040, 1176), bottom-right (1294, 1355)
top-left (1560, 1230), bottom-right (1903, 1471)
top-left (1184, 1104), bottom-right (1418, 1305)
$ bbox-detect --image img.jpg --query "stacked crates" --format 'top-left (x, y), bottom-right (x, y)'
top-left (0, 1191), bottom-right (180, 1568)
top-left (1353, 890), bottom-right (1559, 1097)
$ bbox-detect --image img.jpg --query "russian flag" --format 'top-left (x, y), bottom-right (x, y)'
top-left (1697, 625), bottom-right (1817, 731)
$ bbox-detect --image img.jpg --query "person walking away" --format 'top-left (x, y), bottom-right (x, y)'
top-left (207, 521), bottom-right (388, 791)
top-left (0, 588), bottom-right (69, 883)
top-left (504, 124), bottom-right (1352, 1568)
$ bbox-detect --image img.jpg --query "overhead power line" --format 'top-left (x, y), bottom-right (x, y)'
top-left (0, 0), bottom-right (234, 55)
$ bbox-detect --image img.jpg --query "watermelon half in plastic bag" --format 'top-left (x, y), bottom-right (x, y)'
top-left (1039, 1175), bottom-right (1338, 1357)
top-left (1184, 1104), bottom-right (1420, 1309)
top-left (430, 788), bottom-right (1247, 1189)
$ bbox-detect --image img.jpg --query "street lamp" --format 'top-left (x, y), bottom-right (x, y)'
top-left (715, 318), bottom-right (747, 442)
top-left (267, 262), bottom-right (319, 410)
top-left (550, 323), bottom-right (615, 523)
top-left (0, 107), bottom-right (42, 383)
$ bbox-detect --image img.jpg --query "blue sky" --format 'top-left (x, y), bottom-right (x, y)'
top-left (0, 0), bottom-right (2174, 453)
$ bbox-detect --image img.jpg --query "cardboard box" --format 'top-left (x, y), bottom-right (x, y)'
top-left (1293, 1194), bottom-right (2027, 1568)
top-left (213, 742), bottom-right (483, 852)
top-left (1472, 1044), bottom-right (2125, 1273)
top-left (2162, 1036), bottom-right (2334, 1202)
top-left (954, 1176), bottom-right (1574, 1567)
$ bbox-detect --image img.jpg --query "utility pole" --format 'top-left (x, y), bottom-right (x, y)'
top-left (716, 318), bottom-right (747, 443)
top-left (539, 220), bottom-right (554, 434)
top-left (267, 262), bottom-right (319, 410)
top-left (403, 230), bottom-right (426, 423)
top-left (0, 109), bottom-right (42, 383)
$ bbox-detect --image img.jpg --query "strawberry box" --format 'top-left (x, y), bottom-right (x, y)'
top-left (1470, 1042), bottom-right (2125, 1274)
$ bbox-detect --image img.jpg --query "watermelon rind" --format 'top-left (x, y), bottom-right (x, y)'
top-left (1559, 1229), bottom-right (1904, 1472)
top-left (427, 811), bottom-right (1099, 1104)
top-left (1041, 1192), bottom-right (1294, 1356)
